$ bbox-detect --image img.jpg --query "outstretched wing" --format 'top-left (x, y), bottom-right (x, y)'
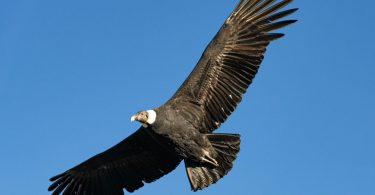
top-left (168, 0), bottom-right (297, 132)
top-left (48, 127), bottom-right (181, 195)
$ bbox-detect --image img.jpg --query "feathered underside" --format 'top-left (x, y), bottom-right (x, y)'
top-left (48, 127), bottom-right (181, 195)
top-left (168, 0), bottom-right (297, 133)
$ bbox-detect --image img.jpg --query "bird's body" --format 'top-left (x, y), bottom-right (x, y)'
top-left (152, 105), bottom-right (217, 165)
top-left (48, 0), bottom-right (297, 194)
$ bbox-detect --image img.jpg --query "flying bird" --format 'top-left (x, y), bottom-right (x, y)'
top-left (48, 0), bottom-right (297, 194)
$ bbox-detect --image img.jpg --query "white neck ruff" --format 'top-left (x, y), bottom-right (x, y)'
top-left (146, 110), bottom-right (157, 125)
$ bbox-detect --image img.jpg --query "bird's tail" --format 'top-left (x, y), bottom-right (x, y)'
top-left (184, 133), bottom-right (241, 191)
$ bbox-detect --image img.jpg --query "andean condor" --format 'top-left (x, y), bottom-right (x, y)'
top-left (48, 0), bottom-right (297, 194)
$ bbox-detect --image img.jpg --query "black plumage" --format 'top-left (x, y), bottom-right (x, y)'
top-left (49, 128), bottom-right (181, 195)
top-left (48, 0), bottom-right (297, 194)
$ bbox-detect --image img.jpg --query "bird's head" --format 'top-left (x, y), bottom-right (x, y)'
top-left (130, 110), bottom-right (157, 127)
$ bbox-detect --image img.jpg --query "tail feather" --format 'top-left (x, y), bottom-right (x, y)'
top-left (185, 133), bottom-right (241, 191)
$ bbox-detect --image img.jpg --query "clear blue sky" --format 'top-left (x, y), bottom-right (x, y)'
top-left (1, 0), bottom-right (374, 194)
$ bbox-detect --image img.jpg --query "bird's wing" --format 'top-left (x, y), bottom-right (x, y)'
top-left (48, 127), bottom-right (181, 195)
top-left (168, 0), bottom-right (297, 132)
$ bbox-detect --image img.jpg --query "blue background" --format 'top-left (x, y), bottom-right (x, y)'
top-left (1, 0), bottom-right (374, 194)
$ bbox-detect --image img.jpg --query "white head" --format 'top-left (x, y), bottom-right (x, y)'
top-left (130, 110), bottom-right (157, 127)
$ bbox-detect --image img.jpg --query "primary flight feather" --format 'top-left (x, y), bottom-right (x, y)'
top-left (48, 0), bottom-right (297, 194)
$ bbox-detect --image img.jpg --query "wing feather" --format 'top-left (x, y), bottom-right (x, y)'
top-left (48, 127), bottom-right (181, 195)
top-left (168, 0), bottom-right (297, 132)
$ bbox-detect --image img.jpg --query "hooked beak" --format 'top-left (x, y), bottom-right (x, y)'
top-left (130, 115), bottom-right (136, 122)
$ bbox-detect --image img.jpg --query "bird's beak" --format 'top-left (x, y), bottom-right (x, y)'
top-left (130, 115), bottom-right (136, 122)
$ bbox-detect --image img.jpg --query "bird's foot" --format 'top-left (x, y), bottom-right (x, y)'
top-left (201, 155), bottom-right (219, 167)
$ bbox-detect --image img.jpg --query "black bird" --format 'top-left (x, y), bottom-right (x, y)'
top-left (48, 0), bottom-right (297, 194)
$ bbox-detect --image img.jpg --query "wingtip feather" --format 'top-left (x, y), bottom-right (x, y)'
top-left (49, 172), bottom-right (66, 182)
